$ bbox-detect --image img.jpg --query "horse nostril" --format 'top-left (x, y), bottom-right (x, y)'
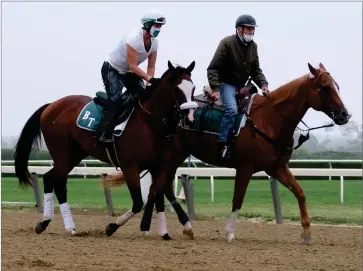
top-left (341, 110), bottom-right (348, 119)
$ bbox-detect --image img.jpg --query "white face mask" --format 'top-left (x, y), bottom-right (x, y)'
top-left (237, 30), bottom-right (254, 43)
top-left (243, 33), bottom-right (254, 42)
top-left (150, 26), bottom-right (161, 37)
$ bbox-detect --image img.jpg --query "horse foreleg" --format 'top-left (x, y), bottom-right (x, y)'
top-left (139, 183), bottom-right (155, 236)
top-left (140, 178), bottom-right (172, 240)
top-left (268, 165), bottom-right (311, 244)
top-left (105, 167), bottom-right (143, 237)
top-left (154, 190), bottom-right (172, 240)
top-left (225, 167), bottom-right (253, 242)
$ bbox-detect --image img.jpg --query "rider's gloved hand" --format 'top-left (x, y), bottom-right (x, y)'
top-left (148, 77), bottom-right (160, 85)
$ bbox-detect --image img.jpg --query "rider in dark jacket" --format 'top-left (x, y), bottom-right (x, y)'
top-left (207, 14), bottom-right (269, 159)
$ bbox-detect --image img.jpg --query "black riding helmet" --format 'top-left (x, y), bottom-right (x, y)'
top-left (235, 14), bottom-right (258, 28)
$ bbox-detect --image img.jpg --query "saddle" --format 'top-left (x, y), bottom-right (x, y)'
top-left (93, 91), bottom-right (136, 126)
top-left (194, 83), bottom-right (258, 114)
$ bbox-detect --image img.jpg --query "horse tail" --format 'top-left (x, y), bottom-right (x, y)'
top-left (14, 103), bottom-right (51, 187)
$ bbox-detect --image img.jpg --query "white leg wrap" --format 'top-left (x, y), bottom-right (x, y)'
top-left (225, 211), bottom-right (238, 242)
top-left (184, 221), bottom-right (192, 230)
top-left (43, 193), bottom-right (54, 221)
top-left (116, 209), bottom-right (134, 226)
top-left (156, 212), bottom-right (168, 236)
top-left (59, 203), bottom-right (75, 233)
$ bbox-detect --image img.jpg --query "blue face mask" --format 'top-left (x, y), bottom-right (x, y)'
top-left (150, 26), bottom-right (160, 37)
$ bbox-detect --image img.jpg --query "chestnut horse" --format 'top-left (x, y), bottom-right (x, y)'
top-left (106, 63), bottom-right (351, 243)
top-left (14, 61), bottom-right (197, 238)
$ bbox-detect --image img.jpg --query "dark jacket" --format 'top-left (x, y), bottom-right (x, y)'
top-left (207, 34), bottom-right (268, 92)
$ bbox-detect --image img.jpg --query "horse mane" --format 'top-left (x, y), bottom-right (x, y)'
top-left (266, 74), bottom-right (310, 107)
top-left (139, 65), bottom-right (192, 102)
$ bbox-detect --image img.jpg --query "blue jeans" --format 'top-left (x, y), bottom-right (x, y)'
top-left (218, 83), bottom-right (239, 143)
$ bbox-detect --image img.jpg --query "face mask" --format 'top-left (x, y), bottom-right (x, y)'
top-left (237, 30), bottom-right (254, 43)
top-left (243, 34), bottom-right (254, 42)
top-left (150, 26), bottom-right (160, 37)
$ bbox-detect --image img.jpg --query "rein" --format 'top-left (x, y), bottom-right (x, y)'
top-left (138, 79), bottom-right (183, 137)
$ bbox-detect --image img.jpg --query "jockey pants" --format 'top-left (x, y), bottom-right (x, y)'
top-left (218, 82), bottom-right (239, 143)
top-left (96, 61), bottom-right (145, 142)
top-left (101, 61), bottom-right (145, 103)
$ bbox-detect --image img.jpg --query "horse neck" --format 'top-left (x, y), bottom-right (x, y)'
top-left (267, 74), bottom-right (312, 136)
top-left (143, 76), bottom-right (175, 119)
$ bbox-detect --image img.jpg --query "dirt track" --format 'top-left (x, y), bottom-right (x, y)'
top-left (2, 209), bottom-right (362, 271)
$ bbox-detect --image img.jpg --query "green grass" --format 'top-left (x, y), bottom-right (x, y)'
top-left (1, 177), bottom-right (362, 225)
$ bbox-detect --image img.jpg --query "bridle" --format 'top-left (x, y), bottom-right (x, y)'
top-left (246, 72), bottom-right (335, 155)
top-left (138, 75), bottom-right (193, 137)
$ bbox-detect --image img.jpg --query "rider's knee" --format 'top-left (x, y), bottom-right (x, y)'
top-left (224, 106), bottom-right (238, 117)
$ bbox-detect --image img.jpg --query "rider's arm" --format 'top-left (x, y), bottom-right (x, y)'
top-left (250, 43), bottom-right (268, 89)
top-left (127, 44), bottom-right (152, 82)
top-left (147, 50), bottom-right (157, 78)
top-left (207, 38), bottom-right (228, 93)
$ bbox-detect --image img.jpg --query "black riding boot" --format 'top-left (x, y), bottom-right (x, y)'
top-left (96, 105), bottom-right (117, 144)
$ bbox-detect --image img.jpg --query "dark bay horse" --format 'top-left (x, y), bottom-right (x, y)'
top-left (106, 63), bottom-right (351, 243)
top-left (14, 60), bottom-right (197, 238)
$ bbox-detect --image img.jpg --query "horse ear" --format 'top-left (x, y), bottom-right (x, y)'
top-left (168, 61), bottom-right (175, 70)
top-left (319, 63), bottom-right (326, 71)
top-left (308, 63), bottom-right (318, 76)
top-left (187, 61), bottom-right (195, 73)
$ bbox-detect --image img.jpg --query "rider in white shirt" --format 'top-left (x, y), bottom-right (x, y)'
top-left (96, 9), bottom-right (166, 144)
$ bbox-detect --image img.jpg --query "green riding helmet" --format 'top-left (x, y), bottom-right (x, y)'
top-left (141, 9), bottom-right (166, 28)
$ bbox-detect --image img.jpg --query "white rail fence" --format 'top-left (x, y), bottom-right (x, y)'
top-left (2, 163), bottom-right (362, 223)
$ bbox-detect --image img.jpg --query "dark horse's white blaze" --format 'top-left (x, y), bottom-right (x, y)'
top-left (178, 79), bottom-right (198, 122)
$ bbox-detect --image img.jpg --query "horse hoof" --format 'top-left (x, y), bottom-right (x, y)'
top-left (161, 233), bottom-right (172, 241)
top-left (105, 223), bottom-right (119, 237)
top-left (226, 231), bottom-right (235, 242)
top-left (182, 228), bottom-right (194, 240)
top-left (301, 231), bottom-right (312, 245)
top-left (35, 222), bottom-right (45, 234)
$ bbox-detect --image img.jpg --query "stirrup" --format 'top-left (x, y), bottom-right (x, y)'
top-left (220, 145), bottom-right (229, 159)
top-left (97, 132), bottom-right (114, 144)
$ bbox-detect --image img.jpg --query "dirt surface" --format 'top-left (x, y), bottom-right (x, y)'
top-left (2, 209), bottom-right (362, 271)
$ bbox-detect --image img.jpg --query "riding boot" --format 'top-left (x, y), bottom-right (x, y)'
top-left (96, 105), bottom-right (117, 144)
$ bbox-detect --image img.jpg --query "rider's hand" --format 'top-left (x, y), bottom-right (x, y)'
top-left (261, 86), bottom-right (270, 94)
top-left (148, 77), bottom-right (160, 85)
top-left (211, 91), bottom-right (220, 101)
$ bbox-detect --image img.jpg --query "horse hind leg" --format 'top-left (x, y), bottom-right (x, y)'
top-left (35, 168), bottom-right (56, 234)
top-left (164, 182), bottom-right (193, 240)
top-left (225, 167), bottom-right (253, 242)
top-left (40, 139), bottom-right (88, 235)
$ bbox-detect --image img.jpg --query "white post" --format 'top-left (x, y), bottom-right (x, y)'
top-left (83, 161), bottom-right (87, 179)
top-left (210, 175), bottom-right (214, 203)
top-left (174, 174), bottom-right (178, 196)
top-left (340, 176), bottom-right (344, 203)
